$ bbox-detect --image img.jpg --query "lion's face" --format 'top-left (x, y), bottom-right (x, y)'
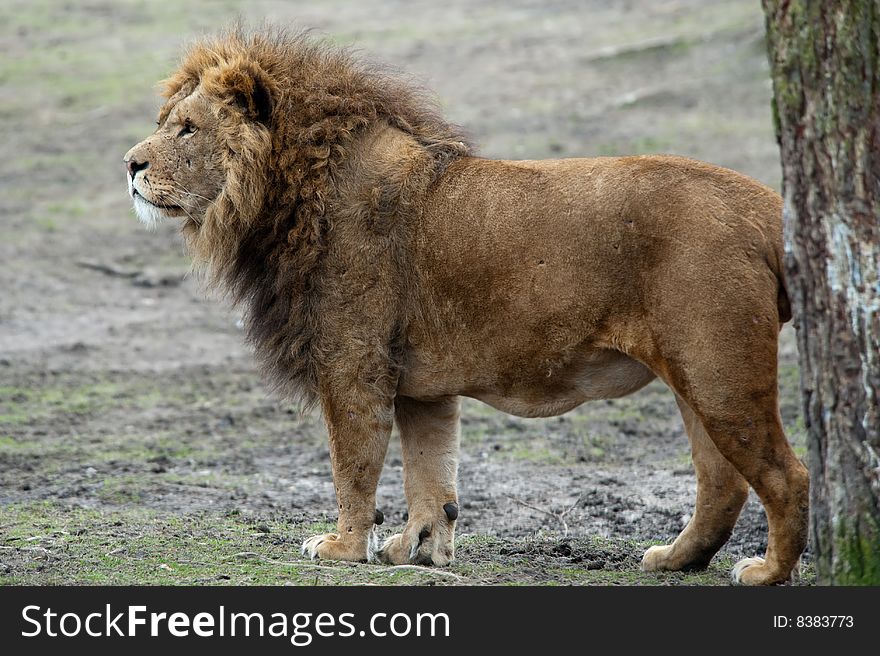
top-left (124, 89), bottom-right (226, 230)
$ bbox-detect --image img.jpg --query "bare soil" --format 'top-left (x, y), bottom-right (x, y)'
top-left (0, 0), bottom-right (809, 585)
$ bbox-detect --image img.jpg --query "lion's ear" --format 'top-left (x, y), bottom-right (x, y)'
top-left (205, 60), bottom-right (276, 125)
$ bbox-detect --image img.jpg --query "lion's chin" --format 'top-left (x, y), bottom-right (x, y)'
top-left (132, 193), bottom-right (186, 231)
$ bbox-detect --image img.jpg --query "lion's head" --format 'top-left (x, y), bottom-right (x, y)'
top-left (124, 87), bottom-right (225, 229)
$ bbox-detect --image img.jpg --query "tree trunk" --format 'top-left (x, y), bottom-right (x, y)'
top-left (762, 1), bottom-right (880, 584)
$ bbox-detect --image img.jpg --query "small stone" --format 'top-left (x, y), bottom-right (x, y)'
top-left (374, 509), bottom-right (384, 525)
top-left (443, 502), bottom-right (459, 521)
top-left (132, 268), bottom-right (182, 288)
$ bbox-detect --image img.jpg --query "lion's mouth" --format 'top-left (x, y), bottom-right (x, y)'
top-left (132, 189), bottom-right (183, 212)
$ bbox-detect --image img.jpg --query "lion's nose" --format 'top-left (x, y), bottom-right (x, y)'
top-left (125, 157), bottom-right (149, 180)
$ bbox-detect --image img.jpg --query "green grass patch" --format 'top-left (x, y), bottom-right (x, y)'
top-left (0, 381), bottom-right (126, 427)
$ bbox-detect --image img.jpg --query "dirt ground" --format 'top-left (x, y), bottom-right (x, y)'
top-left (0, 0), bottom-right (810, 585)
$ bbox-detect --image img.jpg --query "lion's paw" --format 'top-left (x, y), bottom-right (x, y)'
top-left (731, 556), bottom-right (797, 585)
top-left (377, 522), bottom-right (454, 566)
top-left (731, 556), bottom-right (768, 584)
top-left (301, 531), bottom-right (376, 562)
top-left (640, 544), bottom-right (675, 571)
top-left (641, 542), bottom-right (713, 572)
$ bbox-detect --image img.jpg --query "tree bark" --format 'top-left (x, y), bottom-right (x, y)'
top-left (762, 1), bottom-right (880, 584)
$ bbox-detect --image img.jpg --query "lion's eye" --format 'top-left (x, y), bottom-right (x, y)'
top-left (177, 123), bottom-right (197, 138)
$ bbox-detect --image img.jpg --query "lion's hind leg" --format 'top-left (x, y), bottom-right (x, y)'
top-left (377, 396), bottom-right (460, 566)
top-left (643, 337), bottom-right (807, 584)
top-left (641, 394), bottom-right (749, 572)
top-left (632, 240), bottom-right (809, 584)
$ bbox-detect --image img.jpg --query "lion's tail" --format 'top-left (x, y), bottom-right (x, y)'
top-left (765, 191), bottom-right (792, 326)
top-left (777, 272), bottom-right (792, 325)
top-left (771, 213), bottom-right (792, 325)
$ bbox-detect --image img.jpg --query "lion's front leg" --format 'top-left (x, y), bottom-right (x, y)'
top-left (377, 396), bottom-right (460, 566)
top-left (302, 388), bottom-right (393, 562)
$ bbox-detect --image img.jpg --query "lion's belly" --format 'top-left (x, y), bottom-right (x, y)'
top-left (473, 353), bottom-right (656, 418)
top-left (399, 348), bottom-right (656, 418)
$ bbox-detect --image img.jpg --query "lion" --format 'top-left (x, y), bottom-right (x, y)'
top-left (124, 27), bottom-right (808, 585)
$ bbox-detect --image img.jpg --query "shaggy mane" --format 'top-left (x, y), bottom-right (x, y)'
top-left (161, 27), bottom-right (472, 406)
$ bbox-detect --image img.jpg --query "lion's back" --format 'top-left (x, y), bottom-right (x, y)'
top-left (412, 153), bottom-right (788, 336)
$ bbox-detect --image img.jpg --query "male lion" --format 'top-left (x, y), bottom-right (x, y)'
top-left (124, 28), bottom-right (808, 585)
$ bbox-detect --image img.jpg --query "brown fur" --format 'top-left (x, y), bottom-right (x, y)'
top-left (124, 27), bottom-right (808, 584)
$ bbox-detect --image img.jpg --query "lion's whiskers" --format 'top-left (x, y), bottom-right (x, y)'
top-left (164, 190), bottom-right (202, 226)
top-left (174, 184), bottom-right (214, 203)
